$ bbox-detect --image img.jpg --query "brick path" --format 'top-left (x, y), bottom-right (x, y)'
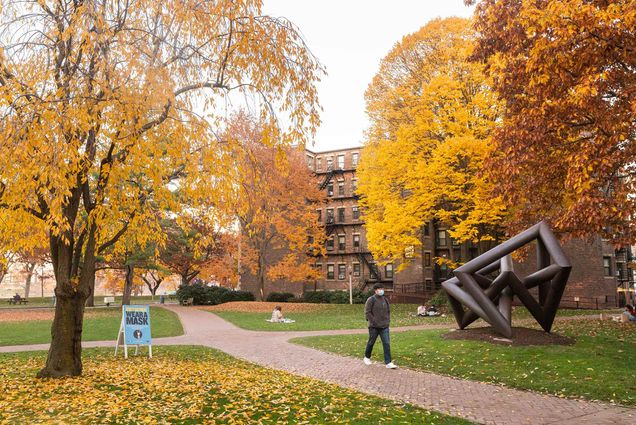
top-left (1, 306), bottom-right (633, 424)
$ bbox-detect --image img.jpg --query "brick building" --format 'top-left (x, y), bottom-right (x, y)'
top-left (304, 147), bottom-right (633, 308)
top-left (240, 145), bottom-right (633, 307)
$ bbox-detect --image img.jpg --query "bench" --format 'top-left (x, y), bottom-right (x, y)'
top-left (18, 299), bottom-right (28, 305)
top-left (6, 298), bottom-right (28, 305)
top-left (181, 297), bottom-right (194, 306)
top-left (104, 296), bottom-right (115, 307)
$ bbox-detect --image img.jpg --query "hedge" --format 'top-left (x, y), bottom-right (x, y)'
top-left (176, 283), bottom-right (255, 305)
top-left (265, 292), bottom-right (296, 303)
top-left (302, 289), bottom-right (374, 304)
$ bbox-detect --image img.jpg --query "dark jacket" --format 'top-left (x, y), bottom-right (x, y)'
top-left (365, 295), bottom-right (390, 328)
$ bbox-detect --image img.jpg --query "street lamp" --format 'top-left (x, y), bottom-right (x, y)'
top-left (348, 265), bottom-right (353, 305)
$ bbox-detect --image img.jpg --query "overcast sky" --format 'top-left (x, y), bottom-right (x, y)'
top-left (263, 1), bottom-right (475, 152)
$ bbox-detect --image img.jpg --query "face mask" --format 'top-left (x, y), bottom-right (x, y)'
top-left (377, 290), bottom-right (384, 296)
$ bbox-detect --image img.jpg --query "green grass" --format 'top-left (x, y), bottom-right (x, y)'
top-left (210, 303), bottom-right (616, 332)
top-left (292, 319), bottom-right (636, 406)
top-left (0, 346), bottom-right (473, 424)
top-left (0, 306), bottom-right (183, 346)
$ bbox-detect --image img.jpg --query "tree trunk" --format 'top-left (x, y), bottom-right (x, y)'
top-left (86, 276), bottom-right (96, 307)
top-left (122, 265), bottom-right (134, 306)
top-left (24, 262), bottom-right (36, 298)
top-left (257, 255), bottom-right (266, 301)
top-left (38, 228), bottom-right (96, 378)
top-left (37, 290), bottom-right (88, 377)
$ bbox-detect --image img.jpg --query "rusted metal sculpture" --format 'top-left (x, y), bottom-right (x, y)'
top-left (442, 221), bottom-right (571, 338)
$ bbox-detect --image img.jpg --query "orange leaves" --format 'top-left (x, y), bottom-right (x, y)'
top-left (471, 0), bottom-right (636, 243)
top-left (227, 113), bottom-right (325, 290)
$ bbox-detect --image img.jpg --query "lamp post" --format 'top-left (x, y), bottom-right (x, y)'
top-left (348, 265), bottom-right (353, 305)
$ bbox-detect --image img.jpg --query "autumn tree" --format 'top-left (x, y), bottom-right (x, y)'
top-left (228, 114), bottom-right (325, 300)
top-left (358, 17), bottom-right (505, 267)
top-left (0, 0), bottom-right (321, 377)
top-left (16, 248), bottom-right (51, 299)
top-left (140, 266), bottom-right (170, 298)
top-left (468, 0), bottom-right (636, 242)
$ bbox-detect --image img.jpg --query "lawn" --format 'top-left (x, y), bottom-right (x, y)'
top-left (0, 346), bottom-right (473, 424)
top-left (204, 301), bottom-right (617, 332)
top-left (293, 319), bottom-right (636, 406)
top-left (0, 306), bottom-right (183, 346)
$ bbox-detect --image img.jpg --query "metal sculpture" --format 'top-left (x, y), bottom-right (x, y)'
top-left (442, 221), bottom-right (571, 338)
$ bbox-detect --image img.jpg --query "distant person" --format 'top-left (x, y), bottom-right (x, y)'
top-left (623, 305), bottom-right (636, 322)
top-left (13, 293), bottom-right (21, 302)
top-left (363, 283), bottom-right (397, 369)
top-left (271, 306), bottom-right (284, 322)
top-left (417, 304), bottom-right (427, 317)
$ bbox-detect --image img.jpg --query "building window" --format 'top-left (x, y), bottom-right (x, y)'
top-left (338, 234), bottom-right (346, 251)
top-left (352, 179), bottom-right (358, 192)
top-left (453, 249), bottom-right (461, 263)
top-left (338, 264), bottom-right (346, 280)
top-left (317, 209), bottom-right (322, 223)
top-left (452, 238), bottom-right (460, 247)
top-left (603, 256), bottom-right (612, 277)
top-left (436, 230), bottom-right (447, 247)
top-left (353, 234), bottom-right (360, 249)
top-left (352, 153), bottom-right (359, 167)
top-left (326, 237), bottom-right (334, 251)
top-left (327, 182), bottom-right (333, 197)
top-left (337, 207), bottom-right (345, 222)
top-left (326, 208), bottom-right (334, 224)
top-left (327, 264), bottom-right (334, 280)
top-left (405, 246), bottom-right (414, 259)
top-left (425, 279), bottom-right (434, 291)
top-left (353, 263), bottom-right (361, 277)
top-left (424, 252), bottom-right (431, 267)
top-left (385, 263), bottom-right (394, 279)
top-left (326, 157), bottom-right (333, 171)
top-left (337, 154), bottom-right (345, 170)
top-left (306, 155), bottom-right (313, 169)
top-left (424, 223), bottom-right (430, 236)
top-left (338, 181), bottom-right (345, 196)
top-left (316, 157), bottom-right (322, 171)
top-left (352, 206), bottom-right (360, 220)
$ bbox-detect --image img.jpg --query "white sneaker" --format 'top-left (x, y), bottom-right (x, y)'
top-left (363, 357), bottom-right (372, 365)
top-left (386, 362), bottom-right (398, 369)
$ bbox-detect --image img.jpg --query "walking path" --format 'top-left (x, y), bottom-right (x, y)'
top-left (1, 306), bottom-right (633, 425)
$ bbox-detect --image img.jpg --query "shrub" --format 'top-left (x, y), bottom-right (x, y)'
top-left (266, 292), bottom-right (296, 303)
top-left (177, 283), bottom-right (255, 305)
top-left (303, 291), bottom-right (332, 304)
top-left (176, 282), bottom-right (210, 305)
top-left (221, 290), bottom-right (255, 303)
top-left (428, 289), bottom-right (449, 307)
top-left (302, 289), bottom-right (374, 304)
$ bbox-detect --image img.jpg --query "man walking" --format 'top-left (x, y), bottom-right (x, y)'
top-left (363, 283), bottom-right (397, 369)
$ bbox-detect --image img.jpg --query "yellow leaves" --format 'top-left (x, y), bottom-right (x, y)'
top-left (0, 347), bottom-right (436, 424)
top-left (0, 0), bottom-right (323, 268)
top-left (359, 17), bottom-right (505, 264)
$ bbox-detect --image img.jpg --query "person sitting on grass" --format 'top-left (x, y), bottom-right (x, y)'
top-left (417, 304), bottom-right (427, 317)
top-left (271, 306), bottom-right (284, 322)
top-left (623, 305), bottom-right (636, 322)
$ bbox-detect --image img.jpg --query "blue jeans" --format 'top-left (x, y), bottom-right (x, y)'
top-left (365, 327), bottom-right (391, 364)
